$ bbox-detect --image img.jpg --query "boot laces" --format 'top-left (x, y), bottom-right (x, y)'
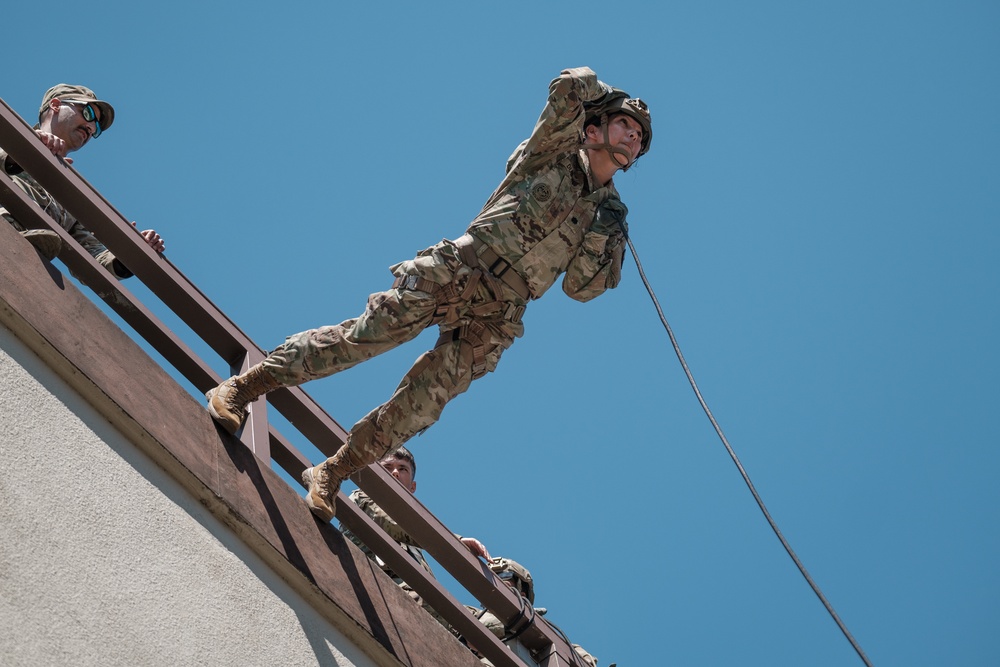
top-left (221, 379), bottom-right (251, 420)
top-left (315, 462), bottom-right (334, 499)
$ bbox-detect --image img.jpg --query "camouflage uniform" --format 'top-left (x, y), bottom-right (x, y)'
top-left (340, 489), bottom-right (434, 583)
top-left (1, 150), bottom-right (133, 278)
top-left (340, 489), bottom-right (454, 629)
top-left (473, 608), bottom-right (600, 665)
top-left (473, 611), bottom-right (600, 667)
top-left (262, 66), bottom-right (627, 469)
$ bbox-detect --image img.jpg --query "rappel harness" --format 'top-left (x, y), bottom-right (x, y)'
top-left (391, 233), bottom-right (529, 380)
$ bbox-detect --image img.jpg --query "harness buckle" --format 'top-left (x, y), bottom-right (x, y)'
top-left (488, 257), bottom-right (511, 278)
top-left (503, 303), bottom-right (525, 324)
top-left (399, 275), bottom-right (420, 291)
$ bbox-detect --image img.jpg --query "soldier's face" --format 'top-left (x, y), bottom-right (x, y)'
top-left (46, 99), bottom-right (100, 153)
top-left (587, 113), bottom-right (644, 166)
top-left (380, 457), bottom-right (416, 493)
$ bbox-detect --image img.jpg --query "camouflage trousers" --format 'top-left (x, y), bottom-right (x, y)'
top-left (262, 238), bottom-right (526, 468)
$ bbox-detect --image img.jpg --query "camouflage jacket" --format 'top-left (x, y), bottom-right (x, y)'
top-left (473, 606), bottom-right (599, 666)
top-left (340, 489), bottom-right (433, 584)
top-left (1, 149), bottom-right (131, 278)
top-left (466, 67), bottom-right (626, 303)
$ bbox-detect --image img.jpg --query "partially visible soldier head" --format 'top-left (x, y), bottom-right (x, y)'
top-left (488, 556), bottom-right (534, 605)
top-left (37, 84), bottom-right (116, 153)
top-left (379, 446), bottom-right (416, 493)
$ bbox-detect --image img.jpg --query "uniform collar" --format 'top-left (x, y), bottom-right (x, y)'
top-left (577, 148), bottom-right (619, 198)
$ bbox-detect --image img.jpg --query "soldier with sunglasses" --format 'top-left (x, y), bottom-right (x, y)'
top-left (1, 84), bottom-right (165, 276)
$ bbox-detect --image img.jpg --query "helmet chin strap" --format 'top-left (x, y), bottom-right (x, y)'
top-left (581, 112), bottom-right (636, 172)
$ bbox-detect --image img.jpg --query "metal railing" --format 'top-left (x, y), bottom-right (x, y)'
top-left (0, 97), bottom-right (585, 667)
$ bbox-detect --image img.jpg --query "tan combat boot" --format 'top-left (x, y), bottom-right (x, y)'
top-left (21, 229), bottom-right (63, 261)
top-left (205, 363), bottom-right (281, 434)
top-left (300, 447), bottom-right (367, 521)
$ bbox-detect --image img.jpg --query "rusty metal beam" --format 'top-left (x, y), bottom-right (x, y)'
top-left (0, 98), bottom-right (349, 460)
top-left (0, 99), bottom-right (248, 366)
top-left (334, 491), bottom-right (525, 667)
top-left (352, 465), bottom-right (582, 662)
top-left (0, 170), bottom-right (215, 388)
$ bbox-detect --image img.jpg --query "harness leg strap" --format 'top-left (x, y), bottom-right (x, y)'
top-left (435, 321), bottom-right (489, 380)
top-left (393, 273), bottom-right (463, 325)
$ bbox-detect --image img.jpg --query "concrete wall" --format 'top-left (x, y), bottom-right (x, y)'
top-left (0, 218), bottom-right (481, 667)
top-left (0, 325), bottom-right (377, 667)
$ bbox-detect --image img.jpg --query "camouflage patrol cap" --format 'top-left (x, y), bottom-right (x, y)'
top-left (489, 557), bottom-right (535, 605)
top-left (586, 88), bottom-right (652, 157)
top-left (39, 84), bottom-right (115, 132)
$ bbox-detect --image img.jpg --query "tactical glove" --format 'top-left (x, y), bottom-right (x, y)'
top-left (590, 198), bottom-right (629, 236)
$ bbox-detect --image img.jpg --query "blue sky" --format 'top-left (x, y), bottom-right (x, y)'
top-left (5, 1), bottom-right (998, 665)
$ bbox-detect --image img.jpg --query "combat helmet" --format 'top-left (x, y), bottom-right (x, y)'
top-left (583, 88), bottom-right (652, 170)
top-left (488, 557), bottom-right (534, 605)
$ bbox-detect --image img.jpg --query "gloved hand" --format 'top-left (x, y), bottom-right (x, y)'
top-left (590, 198), bottom-right (629, 236)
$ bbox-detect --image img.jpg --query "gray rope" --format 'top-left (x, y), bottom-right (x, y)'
top-left (622, 230), bottom-right (874, 667)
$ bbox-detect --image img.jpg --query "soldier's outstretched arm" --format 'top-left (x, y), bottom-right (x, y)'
top-left (517, 67), bottom-right (613, 162)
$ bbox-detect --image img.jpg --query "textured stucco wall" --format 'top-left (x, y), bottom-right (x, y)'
top-left (0, 325), bottom-right (381, 667)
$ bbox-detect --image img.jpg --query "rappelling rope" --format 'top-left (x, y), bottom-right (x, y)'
top-left (622, 231), bottom-right (874, 667)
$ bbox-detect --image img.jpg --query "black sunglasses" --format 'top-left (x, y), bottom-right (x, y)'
top-left (70, 102), bottom-right (103, 138)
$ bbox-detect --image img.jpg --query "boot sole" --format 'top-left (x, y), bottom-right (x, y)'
top-left (22, 230), bottom-right (63, 261)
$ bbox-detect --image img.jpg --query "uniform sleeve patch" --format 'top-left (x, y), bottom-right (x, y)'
top-left (531, 182), bottom-right (553, 202)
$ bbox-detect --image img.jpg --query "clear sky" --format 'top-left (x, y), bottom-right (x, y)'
top-left (5, 1), bottom-right (998, 665)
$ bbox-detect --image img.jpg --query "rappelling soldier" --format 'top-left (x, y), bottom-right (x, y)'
top-left (206, 66), bottom-right (652, 522)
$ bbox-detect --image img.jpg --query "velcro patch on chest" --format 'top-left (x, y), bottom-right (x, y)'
top-left (530, 182), bottom-right (553, 202)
